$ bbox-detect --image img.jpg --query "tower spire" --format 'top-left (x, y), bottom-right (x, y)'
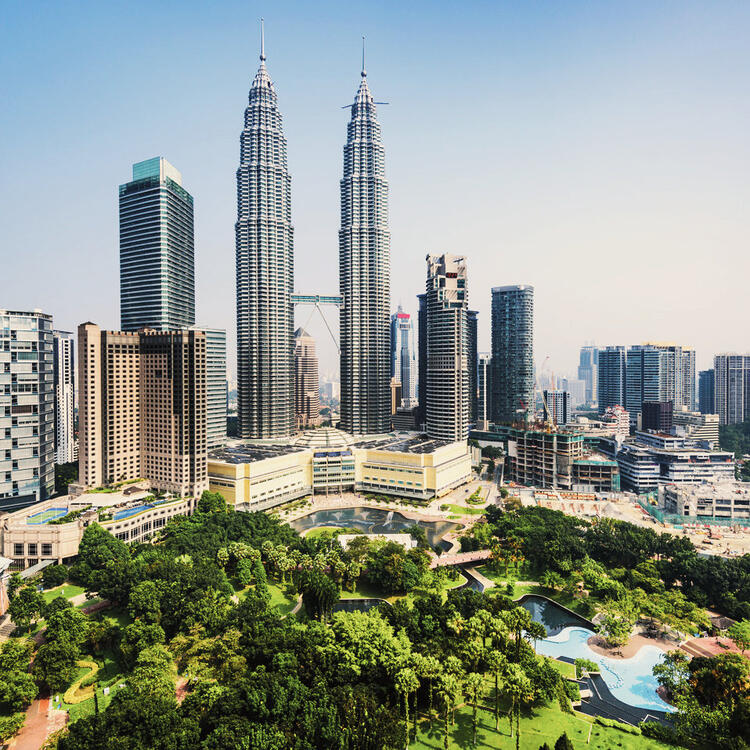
top-left (361, 35), bottom-right (366, 77)
top-left (260, 18), bottom-right (266, 62)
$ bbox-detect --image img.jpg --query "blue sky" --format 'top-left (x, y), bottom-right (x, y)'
top-left (2, 0), bottom-right (748, 380)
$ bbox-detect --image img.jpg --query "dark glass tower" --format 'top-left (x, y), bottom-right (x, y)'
top-left (119, 157), bottom-right (195, 331)
top-left (339, 56), bottom-right (391, 435)
top-left (235, 34), bottom-right (294, 439)
top-left (491, 285), bottom-right (534, 424)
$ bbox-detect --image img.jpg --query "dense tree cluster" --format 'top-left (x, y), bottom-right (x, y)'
top-left (466, 506), bottom-right (750, 622)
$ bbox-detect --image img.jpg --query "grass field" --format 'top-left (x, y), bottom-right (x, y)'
top-left (412, 703), bottom-right (673, 750)
top-left (42, 584), bottom-right (85, 603)
top-left (442, 504), bottom-right (486, 516)
top-left (547, 657), bottom-right (577, 680)
top-left (26, 507), bottom-right (68, 524)
top-left (268, 583), bottom-right (298, 615)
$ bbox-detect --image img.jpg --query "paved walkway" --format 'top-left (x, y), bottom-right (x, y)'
top-left (430, 549), bottom-right (491, 569)
top-left (7, 695), bottom-right (67, 750)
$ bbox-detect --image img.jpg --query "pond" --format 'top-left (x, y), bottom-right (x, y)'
top-left (521, 596), bottom-right (674, 713)
top-left (288, 507), bottom-right (458, 547)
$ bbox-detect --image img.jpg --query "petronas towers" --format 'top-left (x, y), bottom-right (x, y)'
top-left (235, 37), bottom-right (294, 439)
top-left (236, 32), bottom-right (390, 439)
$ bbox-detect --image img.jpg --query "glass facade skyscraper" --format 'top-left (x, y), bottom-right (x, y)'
top-left (235, 42), bottom-right (294, 439)
top-left (119, 157), bottom-right (195, 331)
top-left (578, 345), bottom-right (599, 405)
top-left (390, 307), bottom-right (417, 408)
top-left (339, 62), bottom-right (391, 435)
top-left (191, 327), bottom-right (227, 450)
top-left (491, 285), bottom-right (534, 424)
top-left (598, 346), bottom-right (627, 415)
top-left (53, 330), bottom-right (76, 464)
top-left (0, 309), bottom-right (55, 511)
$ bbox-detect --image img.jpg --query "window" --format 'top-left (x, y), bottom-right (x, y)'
top-left (42, 543), bottom-right (52, 556)
top-left (27, 543), bottom-right (37, 556)
top-left (13, 543), bottom-right (23, 556)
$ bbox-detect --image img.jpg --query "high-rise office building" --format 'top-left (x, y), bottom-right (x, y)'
top-left (561, 377), bottom-right (586, 407)
top-left (416, 293), bottom-right (427, 429)
top-left (425, 255), bottom-right (469, 441)
top-left (339, 58), bottom-right (390, 435)
top-left (714, 354), bottom-right (750, 425)
top-left (543, 390), bottom-right (570, 425)
top-left (698, 369), bottom-right (715, 415)
top-left (642, 401), bottom-right (673, 433)
top-left (294, 328), bottom-right (321, 430)
top-left (0, 310), bottom-right (55, 511)
top-left (390, 306), bottom-right (417, 408)
top-left (467, 310), bottom-right (478, 423)
top-left (626, 344), bottom-right (695, 423)
top-left (235, 36), bottom-right (294, 439)
top-left (52, 330), bottom-right (76, 464)
top-left (191, 327), bottom-right (227, 450)
top-left (119, 157), bottom-right (195, 331)
top-left (477, 353), bottom-right (492, 423)
top-left (78, 323), bottom-right (207, 497)
top-left (578, 345), bottom-right (599, 405)
top-left (598, 346), bottom-right (627, 415)
top-left (491, 285), bottom-right (534, 424)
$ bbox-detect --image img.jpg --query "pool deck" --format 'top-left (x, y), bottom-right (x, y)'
top-left (586, 632), bottom-right (676, 660)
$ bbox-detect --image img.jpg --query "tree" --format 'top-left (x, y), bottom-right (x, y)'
top-left (8, 586), bottom-right (45, 632)
top-left (300, 570), bottom-right (339, 622)
top-left (539, 570), bottom-right (564, 591)
top-left (42, 564), bottom-right (68, 589)
top-left (554, 732), bottom-right (575, 750)
top-left (33, 637), bottom-right (79, 692)
top-left (505, 663), bottom-right (532, 750)
top-left (197, 490), bottom-right (228, 514)
top-left (525, 621), bottom-right (547, 653)
top-left (128, 580), bottom-right (162, 623)
top-left (465, 672), bottom-right (484, 747)
top-left (0, 672), bottom-right (37, 712)
top-left (395, 668), bottom-right (419, 749)
top-left (486, 649), bottom-right (508, 730)
top-left (727, 619), bottom-right (750, 655)
top-left (437, 674), bottom-right (460, 750)
top-left (599, 612), bottom-right (634, 648)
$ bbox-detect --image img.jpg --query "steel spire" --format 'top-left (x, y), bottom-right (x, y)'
top-left (361, 36), bottom-right (366, 77)
top-left (260, 17), bottom-right (266, 62)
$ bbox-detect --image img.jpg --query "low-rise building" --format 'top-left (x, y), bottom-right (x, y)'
top-left (672, 409), bottom-right (719, 447)
top-left (207, 428), bottom-right (473, 510)
top-left (0, 486), bottom-right (194, 570)
top-left (663, 482), bottom-right (750, 521)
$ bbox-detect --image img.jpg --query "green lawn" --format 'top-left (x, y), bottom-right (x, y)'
top-left (547, 657), bottom-right (576, 680)
top-left (267, 583), bottom-right (298, 615)
top-left (77, 597), bottom-right (104, 610)
top-left (305, 526), bottom-right (361, 539)
top-left (412, 703), bottom-right (674, 750)
top-left (441, 504), bottom-right (486, 516)
top-left (42, 584), bottom-right (85, 603)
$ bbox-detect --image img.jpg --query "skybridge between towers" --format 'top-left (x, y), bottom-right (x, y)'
top-left (291, 294), bottom-right (342, 352)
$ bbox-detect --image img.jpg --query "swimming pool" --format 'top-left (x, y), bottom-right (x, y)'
top-left (534, 626), bottom-right (674, 713)
top-left (113, 504), bottom-right (154, 521)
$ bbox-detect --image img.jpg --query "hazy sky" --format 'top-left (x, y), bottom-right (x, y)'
top-left (2, 0), bottom-right (748, 382)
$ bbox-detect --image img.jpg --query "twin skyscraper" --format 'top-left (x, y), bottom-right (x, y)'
top-left (235, 30), bottom-right (391, 439)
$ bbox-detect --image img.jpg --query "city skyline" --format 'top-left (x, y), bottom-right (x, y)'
top-left (3, 2), bottom-right (749, 382)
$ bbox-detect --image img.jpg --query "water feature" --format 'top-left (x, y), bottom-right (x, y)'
top-left (288, 507), bottom-right (458, 547)
top-left (520, 596), bottom-right (673, 713)
top-left (333, 598), bottom-right (389, 613)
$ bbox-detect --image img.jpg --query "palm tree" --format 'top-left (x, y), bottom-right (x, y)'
top-left (465, 671), bottom-right (484, 747)
top-left (437, 673), bottom-right (460, 750)
top-left (414, 654), bottom-right (442, 728)
top-left (505, 663), bottom-right (533, 750)
top-left (525, 621), bottom-right (547, 653)
top-left (503, 607), bottom-right (532, 662)
top-left (395, 667), bottom-right (420, 750)
top-left (486, 649), bottom-right (508, 731)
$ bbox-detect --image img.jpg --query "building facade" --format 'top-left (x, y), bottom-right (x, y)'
top-left (416, 293), bottom-right (427, 429)
top-left (0, 310), bottom-right (55, 511)
top-left (543, 390), bottom-right (571, 426)
top-left (77, 323), bottom-right (207, 497)
top-left (294, 328), bottom-right (321, 430)
top-left (424, 255), bottom-right (469, 441)
top-left (491, 285), bottom-right (534, 424)
top-left (467, 310), bottom-right (478, 423)
top-left (578, 345), bottom-right (599, 405)
top-left (119, 157), bottom-right (195, 331)
top-left (191, 327), bottom-right (227, 450)
top-left (339, 64), bottom-right (391, 435)
top-left (390, 307), bottom-right (417, 408)
top-left (663, 482), bottom-right (750, 522)
top-left (477, 353), bottom-right (492, 423)
top-left (235, 44), bottom-right (294, 439)
top-left (52, 330), bottom-right (76, 464)
top-left (641, 401), bottom-right (673, 433)
top-left (698, 369), bottom-right (715, 415)
top-left (597, 346), bottom-right (627, 415)
top-left (714, 354), bottom-right (750, 425)
top-left (672, 409), bottom-right (720, 446)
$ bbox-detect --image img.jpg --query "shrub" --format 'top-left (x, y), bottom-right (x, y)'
top-left (595, 717), bottom-right (641, 735)
top-left (563, 680), bottom-right (580, 702)
top-left (63, 660), bottom-right (99, 705)
top-left (0, 712), bottom-right (25, 742)
top-left (639, 721), bottom-right (680, 744)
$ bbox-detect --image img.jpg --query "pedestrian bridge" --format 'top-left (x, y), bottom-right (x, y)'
top-left (429, 549), bottom-right (491, 569)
